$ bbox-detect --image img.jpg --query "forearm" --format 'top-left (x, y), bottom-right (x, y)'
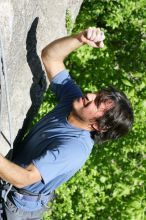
top-left (42, 34), bottom-right (83, 62)
top-left (41, 28), bottom-right (104, 80)
top-left (0, 154), bottom-right (31, 188)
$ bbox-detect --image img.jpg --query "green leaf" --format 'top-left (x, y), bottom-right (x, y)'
top-left (143, 100), bottom-right (146, 109)
top-left (133, 72), bottom-right (143, 78)
top-left (139, 81), bottom-right (145, 90)
top-left (121, 79), bottom-right (133, 87)
top-left (100, 176), bottom-right (107, 183)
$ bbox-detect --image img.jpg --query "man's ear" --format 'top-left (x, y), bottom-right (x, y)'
top-left (91, 123), bottom-right (100, 131)
top-left (91, 123), bottom-right (108, 132)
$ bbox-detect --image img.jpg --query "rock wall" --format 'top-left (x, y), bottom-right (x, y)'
top-left (0, 0), bottom-right (83, 156)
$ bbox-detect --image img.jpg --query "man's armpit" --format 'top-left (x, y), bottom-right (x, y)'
top-left (26, 163), bottom-right (42, 184)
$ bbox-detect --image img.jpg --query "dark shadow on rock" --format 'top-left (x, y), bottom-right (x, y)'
top-left (13, 17), bottom-right (47, 150)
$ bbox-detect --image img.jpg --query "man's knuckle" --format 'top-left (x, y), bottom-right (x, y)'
top-left (96, 27), bottom-right (101, 32)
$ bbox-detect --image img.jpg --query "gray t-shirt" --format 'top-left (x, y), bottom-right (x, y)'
top-left (12, 70), bottom-right (94, 211)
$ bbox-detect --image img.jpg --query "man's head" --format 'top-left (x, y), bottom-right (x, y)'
top-left (72, 86), bottom-right (134, 143)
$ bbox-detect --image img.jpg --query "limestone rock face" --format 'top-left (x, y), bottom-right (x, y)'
top-left (0, 0), bottom-right (83, 155)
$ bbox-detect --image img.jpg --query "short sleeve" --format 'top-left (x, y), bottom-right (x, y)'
top-left (32, 141), bottom-right (87, 184)
top-left (50, 69), bottom-right (82, 102)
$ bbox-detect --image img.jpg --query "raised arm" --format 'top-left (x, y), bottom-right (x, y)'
top-left (41, 27), bottom-right (105, 81)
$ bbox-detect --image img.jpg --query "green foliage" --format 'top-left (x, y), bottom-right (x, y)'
top-left (36, 0), bottom-right (146, 219)
top-left (66, 9), bottom-right (74, 35)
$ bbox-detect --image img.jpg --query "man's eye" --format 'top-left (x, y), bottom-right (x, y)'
top-left (85, 101), bottom-right (92, 107)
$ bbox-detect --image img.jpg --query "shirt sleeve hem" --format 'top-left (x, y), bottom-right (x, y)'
top-left (50, 69), bottom-right (70, 84)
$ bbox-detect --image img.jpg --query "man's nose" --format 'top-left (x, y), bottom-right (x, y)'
top-left (86, 93), bottom-right (96, 101)
top-left (86, 93), bottom-right (92, 100)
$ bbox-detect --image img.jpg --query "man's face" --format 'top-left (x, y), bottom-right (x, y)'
top-left (72, 93), bottom-right (114, 127)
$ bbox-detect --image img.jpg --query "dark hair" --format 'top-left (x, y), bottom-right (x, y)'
top-left (91, 86), bottom-right (134, 144)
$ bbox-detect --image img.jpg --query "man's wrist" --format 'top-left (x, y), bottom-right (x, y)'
top-left (75, 32), bottom-right (85, 44)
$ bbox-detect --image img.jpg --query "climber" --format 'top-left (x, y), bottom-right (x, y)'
top-left (0, 27), bottom-right (133, 219)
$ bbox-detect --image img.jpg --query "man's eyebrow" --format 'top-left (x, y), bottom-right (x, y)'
top-left (94, 95), bottom-right (100, 106)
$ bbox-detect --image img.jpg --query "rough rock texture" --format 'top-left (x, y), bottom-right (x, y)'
top-left (0, 0), bottom-right (83, 156)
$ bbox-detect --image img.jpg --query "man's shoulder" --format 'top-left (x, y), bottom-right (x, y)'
top-left (50, 69), bottom-right (83, 103)
top-left (60, 133), bottom-right (93, 160)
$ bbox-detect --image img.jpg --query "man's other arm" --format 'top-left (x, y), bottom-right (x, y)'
top-left (0, 154), bottom-right (41, 188)
top-left (41, 27), bottom-right (105, 81)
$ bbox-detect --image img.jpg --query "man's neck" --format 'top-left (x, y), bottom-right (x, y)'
top-left (67, 112), bottom-right (91, 131)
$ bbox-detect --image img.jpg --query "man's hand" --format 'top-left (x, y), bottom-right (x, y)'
top-left (42, 27), bottom-right (105, 81)
top-left (78, 27), bottom-right (105, 48)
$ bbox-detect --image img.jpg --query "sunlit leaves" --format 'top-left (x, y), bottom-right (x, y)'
top-left (40, 0), bottom-right (146, 219)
